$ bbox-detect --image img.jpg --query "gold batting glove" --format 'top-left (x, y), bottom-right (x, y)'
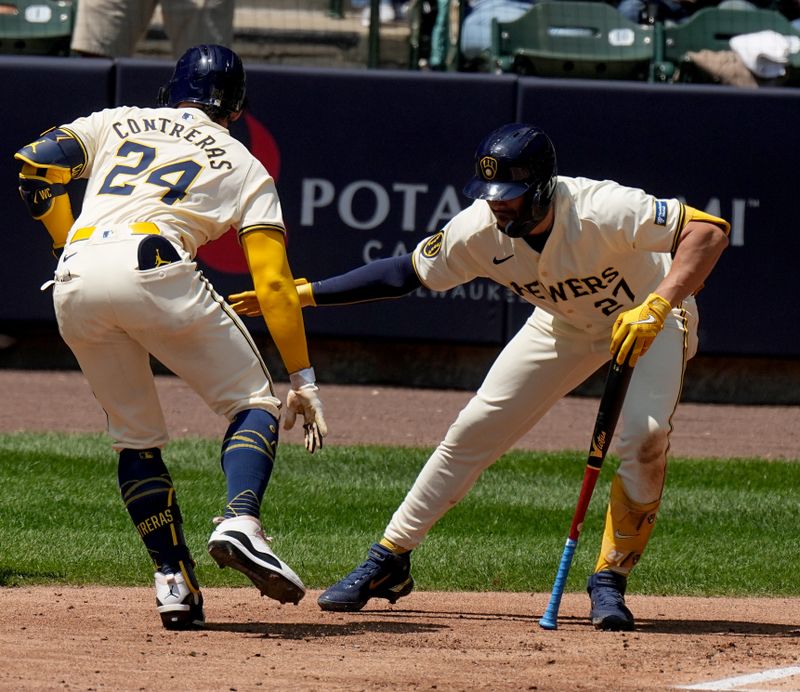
top-left (227, 278), bottom-right (315, 317)
top-left (294, 278), bottom-right (316, 307)
top-left (610, 292), bottom-right (671, 366)
top-left (227, 290), bottom-right (262, 317)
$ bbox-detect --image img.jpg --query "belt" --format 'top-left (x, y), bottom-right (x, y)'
top-left (71, 222), bottom-right (160, 243)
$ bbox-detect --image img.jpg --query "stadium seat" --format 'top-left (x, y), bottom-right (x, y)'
top-left (488, 1), bottom-right (655, 80)
top-left (0, 0), bottom-right (74, 56)
top-left (654, 7), bottom-right (800, 83)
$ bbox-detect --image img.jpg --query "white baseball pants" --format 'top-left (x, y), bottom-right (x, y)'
top-left (384, 300), bottom-right (698, 549)
top-left (52, 225), bottom-right (280, 450)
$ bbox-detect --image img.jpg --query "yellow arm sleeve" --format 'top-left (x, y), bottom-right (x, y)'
top-left (682, 205), bottom-right (730, 235)
top-left (241, 228), bottom-right (311, 375)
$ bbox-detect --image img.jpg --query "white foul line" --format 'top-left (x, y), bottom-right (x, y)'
top-left (677, 665), bottom-right (800, 690)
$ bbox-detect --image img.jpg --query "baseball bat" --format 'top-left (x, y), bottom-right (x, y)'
top-left (538, 351), bottom-right (634, 630)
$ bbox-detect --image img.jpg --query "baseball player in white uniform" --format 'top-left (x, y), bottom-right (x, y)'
top-left (15, 45), bottom-right (327, 630)
top-left (232, 122), bottom-right (729, 630)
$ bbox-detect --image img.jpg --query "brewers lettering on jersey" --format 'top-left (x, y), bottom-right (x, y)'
top-left (229, 122), bottom-right (730, 631)
top-left (15, 45), bottom-right (328, 631)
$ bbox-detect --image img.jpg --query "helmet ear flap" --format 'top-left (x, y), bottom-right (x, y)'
top-left (156, 85), bottom-right (169, 108)
top-left (529, 174), bottom-right (557, 221)
top-left (533, 173), bottom-right (557, 213)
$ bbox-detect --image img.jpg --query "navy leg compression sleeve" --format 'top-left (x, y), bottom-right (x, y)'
top-left (118, 448), bottom-right (199, 590)
top-left (220, 408), bottom-right (279, 519)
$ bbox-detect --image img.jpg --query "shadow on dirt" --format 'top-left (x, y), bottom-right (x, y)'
top-left (545, 614), bottom-right (800, 636)
top-left (636, 619), bottom-right (800, 636)
top-left (204, 612), bottom-right (800, 638)
top-left (204, 619), bottom-right (447, 638)
top-left (355, 607), bottom-right (539, 624)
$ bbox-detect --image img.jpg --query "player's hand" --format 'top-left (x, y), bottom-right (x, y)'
top-left (228, 290), bottom-right (261, 317)
top-left (284, 367), bottom-right (328, 453)
top-left (610, 293), bottom-right (671, 366)
top-left (228, 279), bottom-right (315, 317)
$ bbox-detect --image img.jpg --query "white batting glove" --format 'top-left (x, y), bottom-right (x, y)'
top-left (285, 367), bottom-right (328, 454)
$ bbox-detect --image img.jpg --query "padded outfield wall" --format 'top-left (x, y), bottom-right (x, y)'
top-left (1, 56), bottom-right (797, 374)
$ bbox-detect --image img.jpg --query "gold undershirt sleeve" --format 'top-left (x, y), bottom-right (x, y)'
top-left (240, 228), bottom-right (311, 375)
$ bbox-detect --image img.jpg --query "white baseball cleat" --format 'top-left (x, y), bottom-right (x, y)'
top-left (155, 570), bottom-right (205, 630)
top-left (207, 515), bottom-right (306, 605)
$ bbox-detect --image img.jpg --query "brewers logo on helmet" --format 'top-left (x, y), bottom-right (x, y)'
top-left (479, 156), bottom-right (498, 181)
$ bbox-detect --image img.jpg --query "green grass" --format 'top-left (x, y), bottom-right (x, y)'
top-left (1, 432), bottom-right (798, 596)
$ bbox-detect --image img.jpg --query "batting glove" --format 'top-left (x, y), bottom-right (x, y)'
top-left (228, 279), bottom-right (315, 317)
top-left (228, 290), bottom-right (261, 317)
top-left (285, 367), bottom-right (328, 454)
top-left (610, 292), bottom-right (671, 366)
top-left (293, 278), bottom-right (316, 307)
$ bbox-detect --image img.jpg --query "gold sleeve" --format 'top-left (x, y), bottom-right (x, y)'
top-left (240, 228), bottom-right (311, 375)
top-left (682, 205), bottom-right (731, 235)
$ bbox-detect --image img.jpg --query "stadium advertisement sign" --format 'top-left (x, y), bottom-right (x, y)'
top-left (1, 58), bottom-right (797, 355)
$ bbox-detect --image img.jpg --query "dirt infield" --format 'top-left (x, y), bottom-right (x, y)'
top-left (2, 588), bottom-right (799, 691)
top-left (2, 370), bottom-right (800, 691)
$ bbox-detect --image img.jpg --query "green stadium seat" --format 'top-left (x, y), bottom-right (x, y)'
top-left (654, 7), bottom-right (800, 84)
top-left (488, 1), bottom-right (655, 81)
top-left (0, 0), bottom-right (75, 56)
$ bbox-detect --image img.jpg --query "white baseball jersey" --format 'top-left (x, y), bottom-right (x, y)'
top-left (385, 176), bottom-right (701, 549)
top-left (63, 105), bottom-right (284, 256)
top-left (48, 105), bottom-right (284, 450)
top-left (412, 176), bottom-right (686, 337)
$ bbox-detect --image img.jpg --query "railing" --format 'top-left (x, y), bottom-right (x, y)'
top-left (1, 0), bottom-right (798, 84)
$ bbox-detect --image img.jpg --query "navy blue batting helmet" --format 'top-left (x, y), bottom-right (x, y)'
top-left (463, 123), bottom-right (558, 237)
top-left (463, 123), bottom-right (557, 202)
top-left (158, 44), bottom-right (246, 115)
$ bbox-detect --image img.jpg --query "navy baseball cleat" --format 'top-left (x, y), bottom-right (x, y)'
top-left (155, 569), bottom-right (205, 630)
top-left (208, 515), bottom-right (306, 605)
top-left (587, 570), bottom-right (635, 631)
top-left (318, 543), bottom-right (414, 612)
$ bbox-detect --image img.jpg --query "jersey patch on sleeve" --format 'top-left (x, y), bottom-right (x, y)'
top-left (654, 199), bottom-right (668, 226)
top-left (421, 231), bottom-right (444, 258)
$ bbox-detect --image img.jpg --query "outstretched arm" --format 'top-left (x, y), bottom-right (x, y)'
top-left (305, 253), bottom-right (421, 306)
top-left (229, 252), bottom-right (422, 315)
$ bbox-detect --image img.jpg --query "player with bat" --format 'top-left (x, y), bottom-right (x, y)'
top-left (232, 123), bottom-right (729, 630)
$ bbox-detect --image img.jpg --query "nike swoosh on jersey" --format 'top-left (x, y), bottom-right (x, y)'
top-left (492, 254), bottom-right (514, 265)
top-left (62, 252), bottom-right (77, 262)
top-left (630, 315), bottom-right (657, 325)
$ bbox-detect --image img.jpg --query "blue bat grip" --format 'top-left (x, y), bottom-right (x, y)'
top-left (538, 537), bottom-right (577, 630)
